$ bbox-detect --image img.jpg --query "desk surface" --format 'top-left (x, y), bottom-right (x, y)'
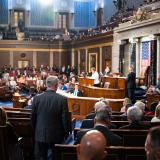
top-left (57, 90), bottom-right (124, 102)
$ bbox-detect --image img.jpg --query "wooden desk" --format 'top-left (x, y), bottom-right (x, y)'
top-left (101, 76), bottom-right (126, 89)
top-left (78, 77), bottom-right (94, 86)
top-left (147, 93), bottom-right (160, 110)
top-left (12, 94), bottom-right (27, 108)
top-left (79, 85), bottom-right (125, 99)
top-left (57, 90), bottom-right (124, 119)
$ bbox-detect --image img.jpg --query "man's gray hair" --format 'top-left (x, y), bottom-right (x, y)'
top-left (134, 101), bottom-right (145, 112)
top-left (127, 106), bottom-right (143, 121)
top-left (46, 76), bottom-right (59, 88)
top-left (95, 110), bottom-right (111, 122)
top-left (94, 101), bottom-right (106, 112)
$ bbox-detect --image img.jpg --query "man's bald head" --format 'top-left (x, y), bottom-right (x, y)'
top-left (77, 130), bottom-right (107, 160)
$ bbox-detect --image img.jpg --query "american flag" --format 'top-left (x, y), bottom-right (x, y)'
top-left (141, 41), bottom-right (150, 76)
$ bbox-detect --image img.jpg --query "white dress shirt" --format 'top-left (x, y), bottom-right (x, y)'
top-left (91, 71), bottom-right (100, 85)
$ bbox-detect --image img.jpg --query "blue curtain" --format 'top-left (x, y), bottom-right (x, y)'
top-left (74, 1), bottom-right (96, 28)
top-left (0, 0), bottom-right (8, 24)
top-left (30, 0), bottom-right (54, 26)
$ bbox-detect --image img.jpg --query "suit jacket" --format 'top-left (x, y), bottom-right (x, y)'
top-left (126, 72), bottom-right (136, 89)
top-left (72, 89), bottom-right (83, 97)
top-left (74, 125), bottom-right (122, 146)
top-left (31, 90), bottom-right (69, 144)
top-left (119, 121), bottom-right (150, 129)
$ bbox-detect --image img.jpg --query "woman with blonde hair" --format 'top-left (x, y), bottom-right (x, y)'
top-left (120, 97), bottom-right (132, 112)
top-left (151, 104), bottom-right (160, 123)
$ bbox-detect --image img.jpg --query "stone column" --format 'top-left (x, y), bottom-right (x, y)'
top-left (33, 51), bottom-right (37, 67)
top-left (99, 47), bottom-right (102, 73)
top-left (136, 39), bottom-right (141, 77)
top-left (112, 34), bottom-right (120, 73)
top-left (9, 51), bottom-right (14, 67)
top-left (59, 52), bottom-right (62, 68)
top-left (50, 51), bottom-right (53, 68)
top-left (78, 49), bottom-right (80, 74)
top-left (71, 48), bottom-right (75, 67)
top-left (85, 48), bottom-right (88, 72)
top-left (157, 36), bottom-right (160, 82)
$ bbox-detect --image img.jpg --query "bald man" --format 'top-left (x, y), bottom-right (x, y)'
top-left (77, 130), bottom-right (107, 160)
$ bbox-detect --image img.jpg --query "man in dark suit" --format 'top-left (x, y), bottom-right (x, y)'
top-left (74, 110), bottom-right (122, 145)
top-left (31, 76), bottom-right (69, 160)
top-left (77, 130), bottom-right (107, 160)
top-left (126, 67), bottom-right (136, 104)
top-left (71, 83), bottom-right (83, 97)
top-left (120, 106), bottom-right (150, 129)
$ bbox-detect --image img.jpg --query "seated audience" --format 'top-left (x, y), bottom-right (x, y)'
top-left (147, 85), bottom-right (157, 94)
top-left (70, 83), bottom-right (83, 97)
top-left (134, 101), bottom-right (146, 113)
top-left (59, 80), bottom-right (68, 91)
top-left (120, 106), bottom-right (150, 129)
top-left (75, 110), bottom-right (122, 145)
top-left (145, 126), bottom-right (160, 160)
top-left (103, 66), bottom-right (110, 76)
top-left (77, 130), bottom-right (107, 160)
top-left (151, 103), bottom-right (160, 123)
top-left (120, 97), bottom-right (132, 112)
top-left (86, 100), bottom-right (111, 119)
top-left (145, 102), bottom-right (158, 116)
top-left (8, 76), bottom-right (17, 90)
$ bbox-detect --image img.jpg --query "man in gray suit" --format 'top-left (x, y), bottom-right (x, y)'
top-left (31, 76), bottom-right (69, 160)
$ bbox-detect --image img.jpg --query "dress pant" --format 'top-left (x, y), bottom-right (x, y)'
top-left (34, 141), bottom-right (55, 160)
top-left (94, 83), bottom-right (100, 87)
top-left (127, 88), bottom-right (135, 104)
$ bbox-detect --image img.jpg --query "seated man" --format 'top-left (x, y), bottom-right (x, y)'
top-left (77, 130), bottom-right (107, 160)
top-left (75, 110), bottom-right (122, 145)
top-left (86, 100), bottom-right (111, 119)
top-left (120, 106), bottom-right (150, 129)
top-left (8, 76), bottom-right (17, 91)
top-left (70, 83), bottom-right (83, 97)
top-left (145, 126), bottom-right (160, 160)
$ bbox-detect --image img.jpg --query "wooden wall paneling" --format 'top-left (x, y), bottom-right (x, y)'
top-left (61, 51), bottom-right (71, 67)
top-left (37, 51), bottom-right (49, 67)
top-left (0, 51), bottom-right (10, 68)
top-left (80, 49), bottom-right (86, 72)
top-left (74, 50), bottom-right (78, 68)
top-left (88, 47), bottom-right (100, 71)
top-left (53, 52), bottom-right (60, 67)
top-left (67, 96), bottom-right (123, 119)
top-left (102, 46), bottom-right (112, 72)
top-left (13, 51), bottom-right (33, 68)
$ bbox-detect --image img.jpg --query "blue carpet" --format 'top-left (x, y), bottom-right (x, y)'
top-left (0, 101), bottom-right (13, 108)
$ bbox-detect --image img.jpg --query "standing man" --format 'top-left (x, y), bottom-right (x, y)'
top-left (91, 67), bottom-right (100, 87)
top-left (126, 67), bottom-right (136, 104)
top-left (31, 76), bottom-right (69, 160)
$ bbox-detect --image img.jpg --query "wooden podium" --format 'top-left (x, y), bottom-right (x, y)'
top-left (101, 76), bottom-right (126, 89)
top-left (78, 77), bottom-right (94, 86)
top-left (12, 93), bottom-right (27, 108)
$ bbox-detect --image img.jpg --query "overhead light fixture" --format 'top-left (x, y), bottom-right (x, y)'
top-left (39, 0), bottom-right (52, 6)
